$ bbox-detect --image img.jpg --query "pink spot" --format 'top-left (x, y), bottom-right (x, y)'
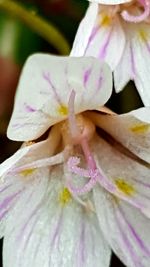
top-left (24, 103), bottom-right (36, 113)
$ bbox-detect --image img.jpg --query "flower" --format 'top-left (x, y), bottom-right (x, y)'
top-left (71, 0), bottom-right (150, 105)
top-left (1, 54), bottom-right (150, 267)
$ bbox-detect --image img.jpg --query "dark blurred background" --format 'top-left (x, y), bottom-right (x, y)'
top-left (0, 1), bottom-right (142, 266)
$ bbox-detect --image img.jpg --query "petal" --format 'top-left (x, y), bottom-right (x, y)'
top-left (71, 4), bottom-right (125, 70)
top-left (114, 23), bottom-right (150, 106)
top-left (92, 133), bottom-right (150, 218)
top-left (132, 23), bottom-right (150, 106)
top-left (0, 137), bottom-right (53, 236)
top-left (3, 166), bottom-right (111, 267)
top-left (94, 187), bottom-right (150, 267)
top-left (7, 55), bottom-right (112, 141)
top-left (114, 33), bottom-right (136, 92)
top-left (70, 3), bottom-right (98, 57)
top-left (90, 107), bottom-right (150, 163)
top-left (89, 0), bottom-right (131, 4)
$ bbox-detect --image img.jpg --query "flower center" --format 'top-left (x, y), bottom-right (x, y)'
top-left (60, 90), bottom-right (100, 198)
top-left (10, 91), bottom-right (116, 211)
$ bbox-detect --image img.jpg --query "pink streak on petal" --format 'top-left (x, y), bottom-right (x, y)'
top-left (96, 72), bottom-right (103, 93)
top-left (115, 209), bottom-right (144, 267)
top-left (98, 30), bottom-right (112, 59)
top-left (119, 206), bottom-right (150, 257)
top-left (0, 184), bottom-right (12, 193)
top-left (51, 212), bottom-right (63, 248)
top-left (24, 103), bottom-right (36, 113)
top-left (43, 72), bottom-right (62, 106)
top-left (0, 192), bottom-right (20, 210)
top-left (132, 178), bottom-right (150, 188)
top-left (0, 190), bottom-right (22, 220)
top-left (83, 68), bottom-right (92, 87)
top-left (17, 203), bottom-right (41, 243)
top-left (85, 26), bottom-right (100, 54)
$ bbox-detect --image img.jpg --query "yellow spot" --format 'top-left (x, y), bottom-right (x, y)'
top-left (100, 14), bottom-right (111, 27)
top-left (130, 123), bottom-right (150, 133)
top-left (20, 169), bottom-right (35, 177)
top-left (57, 105), bottom-right (68, 116)
top-left (24, 141), bottom-right (35, 146)
top-left (139, 30), bottom-right (148, 42)
top-left (115, 178), bottom-right (135, 196)
top-left (59, 188), bottom-right (72, 205)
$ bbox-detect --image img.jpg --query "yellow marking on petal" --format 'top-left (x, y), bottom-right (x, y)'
top-left (115, 178), bottom-right (135, 196)
top-left (20, 168), bottom-right (35, 177)
top-left (24, 141), bottom-right (35, 146)
top-left (130, 123), bottom-right (150, 133)
top-left (100, 13), bottom-right (111, 27)
top-left (57, 105), bottom-right (68, 116)
top-left (59, 188), bottom-right (72, 205)
top-left (138, 30), bottom-right (148, 43)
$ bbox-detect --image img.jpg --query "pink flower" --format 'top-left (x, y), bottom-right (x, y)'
top-left (71, 0), bottom-right (150, 105)
top-left (0, 54), bottom-right (150, 267)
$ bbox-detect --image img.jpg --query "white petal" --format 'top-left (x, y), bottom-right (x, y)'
top-left (114, 35), bottom-right (135, 92)
top-left (92, 133), bottom-right (150, 218)
top-left (94, 187), bottom-right (150, 267)
top-left (132, 23), bottom-right (150, 106)
top-left (91, 108), bottom-right (150, 163)
top-left (89, 0), bottom-right (131, 4)
top-left (70, 3), bottom-right (98, 57)
top-left (0, 137), bottom-right (52, 236)
top-left (7, 55), bottom-right (112, 141)
top-left (114, 23), bottom-right (150, 106)
top-left (71, 4), bottom-right (125, 70)
top-left (3, 166), bottom-right (111, 267)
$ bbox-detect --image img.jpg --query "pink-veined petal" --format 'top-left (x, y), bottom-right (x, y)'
top-left (70, 3), bottom-right (98, 57)
top-left (94, 187), bottom-right (150, 267)
top-left (7, 55), bottom-right (112, 141)
top-left (90, 107), bottom-right (150, 163)
top-left (0, 135), bottom-right (56, 236)
top-left (71, 4), bottom-right (125, 70)
top-left (3, 166), bottom-right (111, 267)
top-left (92, 133), bottom-right (150, 218)
top-left (114, 23), bottom-right (150, 106)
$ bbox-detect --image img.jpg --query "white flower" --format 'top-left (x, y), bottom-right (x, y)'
top-left (71, 0), bottom-right (150, 105)
top-left (0, 55), bottom-right (150, 267)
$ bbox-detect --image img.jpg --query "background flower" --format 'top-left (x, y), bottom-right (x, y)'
top-left (71, 0), bottom-right (150, 105)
